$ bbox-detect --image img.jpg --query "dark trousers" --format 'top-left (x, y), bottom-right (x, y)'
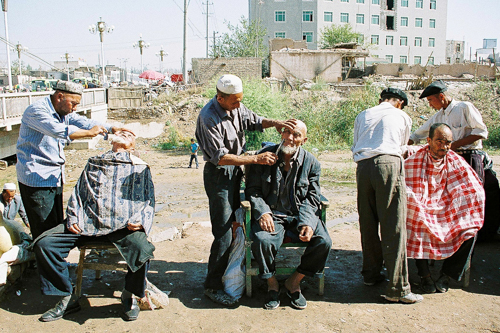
top-left (251, 216), bottom-right (332, 279)
top-left (34, 233), bottom-right (149, 297)
top-left (203, 162), bottom-right (242, 290)
top-left (189, 154), bottom-right (199, 168)
top-left (415, 237), bottom-right (475, 281)
top-left (460, 152), bottom-right (500, 240)
top-left (18, 183), bottom-right (64, 239)
top-left (356, 155), bottom-right (411, 298)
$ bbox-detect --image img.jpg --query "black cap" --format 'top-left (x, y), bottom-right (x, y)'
top-left (419, 80), bottom-right (447, 99)
top-left (380, 87), bottom-right (408, 108)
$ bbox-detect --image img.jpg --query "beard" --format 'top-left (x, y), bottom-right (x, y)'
top-left (280, 144), bottom-right (298, 155)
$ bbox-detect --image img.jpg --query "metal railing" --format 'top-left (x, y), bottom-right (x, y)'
top-left (0, 88), bottom-right (106, 129)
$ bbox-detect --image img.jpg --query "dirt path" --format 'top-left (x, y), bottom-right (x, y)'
top-left (0, 141), bottom-right (499, 332)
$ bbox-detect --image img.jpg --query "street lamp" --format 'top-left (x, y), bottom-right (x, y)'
top-left (89, 17), bottom-right (114, 84)
top-left (13, 42), bottom-right (28, 76)
top-left (156, 46), bottom-right (168, 74)
top-left (133, 34), bottom-right (149, 73)
top-left (61, 52), bottom-right (73, 81)
top-left (2, 0), bottom-right (12, 89)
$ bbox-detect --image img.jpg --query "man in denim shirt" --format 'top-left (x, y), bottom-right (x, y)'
top-left (246, 120), bottom-right (331, 310)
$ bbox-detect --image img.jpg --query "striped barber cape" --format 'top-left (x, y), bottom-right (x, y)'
top-left (405, 145), bottom-right (485, 259)
top-left (67, 151), bottom-right (155, 236)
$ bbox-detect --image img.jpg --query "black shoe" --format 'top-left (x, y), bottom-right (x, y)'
top-left (286, 290), bottom-right (307, 310)
top-left (39, 299), bottom-right (81, 322)
top-left (435, 273), bottom-right (450, 293)
top-left (121, 295), bottom-right (140, 321)
top-left (204, 289), bottom-right (237, 306)
top-left (420, 276), bottom-right (436, 294)
top-left (264, 290), bottom-right (280, 310)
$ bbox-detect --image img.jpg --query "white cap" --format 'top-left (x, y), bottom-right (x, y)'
top-left (3, 183), bottom-right (16, 191)
top-left (216, 74), bottom-right (243, 95)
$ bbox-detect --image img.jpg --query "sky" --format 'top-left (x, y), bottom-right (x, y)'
top-left (0, 0), bottom-right (498, 75)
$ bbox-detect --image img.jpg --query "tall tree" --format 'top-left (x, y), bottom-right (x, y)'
top-left (211, 17), bottom-right (267, 58)
top-left (319, 24), bottom-right (363, 49)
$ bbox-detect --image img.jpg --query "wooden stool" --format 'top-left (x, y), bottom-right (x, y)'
top-left (75, 241), bottom-right (128, 297)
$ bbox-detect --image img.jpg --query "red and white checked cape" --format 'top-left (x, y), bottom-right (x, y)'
top-left (405, 145), bottom-right (485, 259)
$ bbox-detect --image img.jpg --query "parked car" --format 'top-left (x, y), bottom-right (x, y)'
top-left (31, 79), bottom-right (57, 92)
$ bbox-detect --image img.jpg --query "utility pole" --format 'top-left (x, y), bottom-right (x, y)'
top-left (2, 0), bottom-right (12, 90)
top-left (61, 52), bottom-right (73, 81)
top-left (182, 0), bottom-right (188, 84)
top-left (213, 31), bottom-right (218, 58)
top-left (204, 1), bottom-right (211, 57)
top-left (13, 42), bottom-right (28, 76)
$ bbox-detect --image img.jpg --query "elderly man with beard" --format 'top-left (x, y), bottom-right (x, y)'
top-left (33, 131), bottom-right (155, 322)
top-left (245, 120), bottom-right (332, 310)
top-left (405, 123), bottom-right (485, 294)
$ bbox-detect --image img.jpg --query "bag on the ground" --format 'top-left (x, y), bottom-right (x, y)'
top-left (222, 210), bottom-right (246, 300)
top-left (138, 279), bottom-right (170, 310)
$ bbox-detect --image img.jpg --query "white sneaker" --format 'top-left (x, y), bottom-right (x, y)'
top-left (384, 292), bottom-right (423, 304)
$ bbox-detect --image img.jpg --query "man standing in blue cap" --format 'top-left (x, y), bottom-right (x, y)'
top-left (409, 80), bottom-right (500, 241)
top-left (352, 88), bottom-right (423, 304)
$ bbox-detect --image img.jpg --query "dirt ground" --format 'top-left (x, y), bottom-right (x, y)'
top-left (1, 139), bottom-right (500, 333)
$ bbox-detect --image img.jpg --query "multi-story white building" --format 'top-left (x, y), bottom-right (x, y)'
top-left (249, 0), bottom-right (448, 64)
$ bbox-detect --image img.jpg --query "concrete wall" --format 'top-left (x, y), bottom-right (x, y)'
top-left (270, 38), bottom-right (308, 51)
top-left (191, 58), bottom-right (262, 83)
top-left (108, 87), bottom-right (144, 109)
top-left (270, 50), bottom-right (343, 82)
top-left (373, 63), bottom-right (496, 78)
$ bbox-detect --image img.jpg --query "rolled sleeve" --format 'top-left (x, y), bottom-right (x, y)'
top-left (241, 105), bottom-right (264, 132)
top-left (197, 117), bottom-right (230, 165)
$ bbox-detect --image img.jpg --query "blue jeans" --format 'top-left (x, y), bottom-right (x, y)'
top-left (189, 154), bottom-right (199, 168)
top-left (203, 162), bottom-right (243, 290)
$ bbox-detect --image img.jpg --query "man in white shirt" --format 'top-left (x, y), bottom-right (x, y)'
top-left (352, 88), bottom-right (423, 304)
top-left (409, 80), bottom-right (500, 241)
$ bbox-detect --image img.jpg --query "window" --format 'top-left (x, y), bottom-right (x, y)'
top-left (386, 55), bottom-right (393, 63)
top-left (415, 37), bottom-right (422, 47)
top-left (302, 32), bottom-right (313, 42)
top-left (415, 18), bottom-right (423, 27)
top-left (275, 11), bottom-right (286, 22)
top-left (275, 32), bottom-right (286, 38)
top-left (386, 16), bottom-right (394, 30)
top-left (416, 0), bottom-right (423, 8)
top-left (401, 17), bottom-right (408, 27)
top-left (456, 44), bottom-right (462, 52)
top-left (400, 36), bottom-right (408, 46)
top-left (356, 14), bottom-right (365, 24)
top-left (372, 0), bottom-right (380, 4)
top-left (400, 56), bottom-right (407, 64)
top-left (401, 0), bottom-right (408, 7)
top-left (371, 35), bottom-right (379, 45)
top-left (357, 35), bottom-right (365, 44)
top-left (456, 58), bottom-right (460, 63)
top-left (428, 57), bottom-right (435, 65)
top-left (386, 36), bottom-right (394, 45)
top-left (386, 0), bottom-right (394, 10)
top-left (446, 57), bottom-right (451, 64)
top-left (324, 12), bottom-right (333, 22)
top-left (430, 0), bottom-right (436, 9)
top-left (340, 13), bottom-right (349, 23)
top-left (356, 0), bottom-right (365, 3)
top-left (414, 56), bottom-right (422, 65)
top-left (371, 15), bottom-right (380, 25)
top-left (303, 11), bottom-right (313, 22)
top-left (340, 0), bottom-right (349, 2)
top-left (429, 19), bottom-right (436, 28)
top-left (428, 38), bottom-right (435, 47)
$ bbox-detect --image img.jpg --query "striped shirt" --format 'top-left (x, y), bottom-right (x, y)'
top-left (16, 96), bottom-right (111, 187)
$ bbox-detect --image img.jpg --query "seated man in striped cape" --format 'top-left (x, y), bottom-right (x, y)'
top-left (405, 123), bottom-right (485, 294)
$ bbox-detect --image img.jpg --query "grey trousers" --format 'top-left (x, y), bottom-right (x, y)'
top-left (356, 155), bottom-right (411, 298)
top-left (251, 216), bottom-right (332, 280)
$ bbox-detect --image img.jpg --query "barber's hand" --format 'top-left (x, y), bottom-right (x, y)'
top-left (127, 222), bottom-right (144, 231)
top-left (88, 125), bottom-right (108, 138)
top-left (259, 213), bottom-right (275, 233)
top-left (68, 223), bottom-right (82, 234)
top-left (112, 127), bottom-right (136, 136)
top-left (255, 152), bottom-right (278, 165)
top-left (299, 226), bottom-right (313, 242)
top-left (275, 118), bottom-right (299, 134)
